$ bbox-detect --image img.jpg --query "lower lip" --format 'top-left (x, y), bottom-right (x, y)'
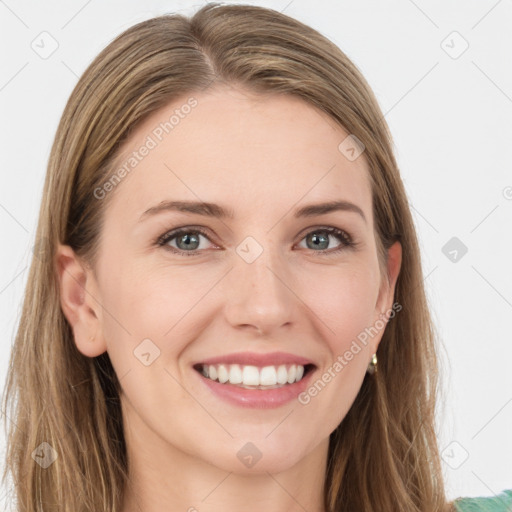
top-left (194, 366), bottom-right (316, 409)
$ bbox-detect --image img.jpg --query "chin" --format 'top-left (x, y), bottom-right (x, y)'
top-left (201, 436), bottom-right (310, 475)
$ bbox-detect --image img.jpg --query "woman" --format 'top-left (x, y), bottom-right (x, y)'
top-left (2, 3), bottom-right (510, 511)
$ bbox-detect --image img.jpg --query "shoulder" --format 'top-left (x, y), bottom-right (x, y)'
top-left (453, 489), bottom-right (512, 511)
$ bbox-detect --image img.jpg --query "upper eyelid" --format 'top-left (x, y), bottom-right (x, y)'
top-left (157, 224), bottom-right (354, 247)
top-left (156, 226), bottom-right (215, 246)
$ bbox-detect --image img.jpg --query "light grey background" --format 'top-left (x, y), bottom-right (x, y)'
top-left (1, 0), bottom-right (511, 507)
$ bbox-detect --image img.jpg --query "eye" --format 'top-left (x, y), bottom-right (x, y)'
top-left (155, 225), bottom-right (357, 256)
top-left (297, 226), bottom-right (356, 254)
top-left (156, 227), bottom-right (214, 256)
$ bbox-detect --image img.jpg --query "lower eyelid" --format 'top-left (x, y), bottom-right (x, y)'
top-left (298, 229), bottom-right (354, 250)
top-left (157, 227), bottom-right (355, 254)
top-left (157, 229), bottom-right (213, 250)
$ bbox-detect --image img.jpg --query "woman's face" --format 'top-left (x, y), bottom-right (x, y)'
top-left (62, 85), bottom-right (401, 475)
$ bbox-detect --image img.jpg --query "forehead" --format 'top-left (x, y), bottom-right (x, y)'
top-left (103, 85), bottom-right (372, 226)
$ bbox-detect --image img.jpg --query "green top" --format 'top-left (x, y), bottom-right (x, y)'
top-left (453, 489), bottom-right (512, 511)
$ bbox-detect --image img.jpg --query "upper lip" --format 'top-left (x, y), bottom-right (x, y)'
top-left (193, 351), bottom-right (315, 368)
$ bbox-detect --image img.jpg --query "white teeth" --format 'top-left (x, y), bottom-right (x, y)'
top-left (276, 365), bottom-right (288, 385)
top-left (242, 365), bottom-right (260, 386)
top-left (199, 363), bottom-right (307, 387)
top-left (287, 365), bottom-right (297, 384)
top-left (217, 364), bottom-right (229, 383)
top-left (228, 364), bottom-right (242, 384)
top-left (259, 366), bottom-right (277, 386)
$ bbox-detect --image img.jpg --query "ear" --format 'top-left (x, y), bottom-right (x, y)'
top-left (55, 243), bottom-right (107, 357)
top-left (371, 240), bottom-right (402, 351)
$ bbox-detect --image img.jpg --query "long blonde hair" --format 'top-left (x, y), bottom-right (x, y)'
top-left (2, 4), bottom-right (453, 511)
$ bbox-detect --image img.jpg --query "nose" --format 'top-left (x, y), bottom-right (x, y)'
top-left (222, 241), bottom-right (297, 336)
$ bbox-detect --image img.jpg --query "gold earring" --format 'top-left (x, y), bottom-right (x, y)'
top-left (89, 334), bottom-right (95, 342)
top-left (367, 353), bottom-right (378, 374)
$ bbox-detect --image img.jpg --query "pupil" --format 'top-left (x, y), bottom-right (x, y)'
top-left (309, 232), bottom-right (328, 250)
top-left (179, 233), bottom-right (199, 250)
top-left (176, 231), bottom-right (331, 251)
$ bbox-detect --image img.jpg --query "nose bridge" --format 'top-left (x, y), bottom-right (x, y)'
top-left (223, 233), bottom-right (295, 332)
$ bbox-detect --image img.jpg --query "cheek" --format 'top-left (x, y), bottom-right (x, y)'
top-left (304, 262), bottom-right (379, 349)
top-left (95, 259), bottom-right (199, 419)
top-left (295, 267), bottom-right (378, 433)
top-left (98, 243), bottom-right (380, 365)
top-left (97, 258), bottom-right (212, 360)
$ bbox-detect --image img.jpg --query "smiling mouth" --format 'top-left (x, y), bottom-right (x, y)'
top-left (193, 362), bottom-right (316, 389)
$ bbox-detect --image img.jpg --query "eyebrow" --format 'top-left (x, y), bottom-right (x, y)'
top-left (139, 199), bottom-right (366, 223)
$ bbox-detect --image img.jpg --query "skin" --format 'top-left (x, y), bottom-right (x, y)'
top-left (57, 84), bottom-right (401, 512)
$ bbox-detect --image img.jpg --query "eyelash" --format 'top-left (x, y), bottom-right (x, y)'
top-left (155, 225), bottom-right (358, 257)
